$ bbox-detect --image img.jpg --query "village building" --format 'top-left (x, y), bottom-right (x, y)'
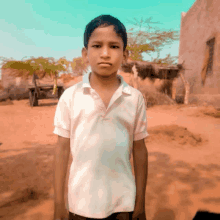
top-left (177, 0), bottom-right (220, 97)
top-left (0, 68), bottom-right (55, 88)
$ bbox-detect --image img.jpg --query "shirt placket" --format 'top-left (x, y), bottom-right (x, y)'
top-left (91, 90), bottom-right (106, 119)
top-left (91, 89), bottom-right (122, 120)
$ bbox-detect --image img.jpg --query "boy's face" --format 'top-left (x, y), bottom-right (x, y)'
top-left (82, 25), bottom-right (128, 77)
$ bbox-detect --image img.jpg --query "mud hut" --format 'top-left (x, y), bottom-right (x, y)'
top-left (121, 60), bottom-right (181, 80)
top-left (120, 60), bottom-right (186, 102)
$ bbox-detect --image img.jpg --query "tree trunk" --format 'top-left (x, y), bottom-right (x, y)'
top-left (52, 75), bottom-right (58, 95)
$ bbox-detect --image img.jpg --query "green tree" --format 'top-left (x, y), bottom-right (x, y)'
top-left (1, 56), bottom-right (66, 95)
top-left (126, 17), bottom-right (179, 63)
top-left (57, 57), bottom-right (70, 74)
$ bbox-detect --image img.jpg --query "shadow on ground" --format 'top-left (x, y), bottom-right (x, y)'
top-left (0, 143), bottom-right (55, 219)
top-left (1, 146), bottom-right (220, 219)
top-left (130, 151), bottom-right (220, 220)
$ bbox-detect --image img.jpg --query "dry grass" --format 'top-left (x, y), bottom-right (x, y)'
top-left (119, 71), bottom-right (177, 108)
top-left (139, 85), bottom-right (176, 107)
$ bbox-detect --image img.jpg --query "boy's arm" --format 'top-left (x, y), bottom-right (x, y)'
top-left (54, 135), bottom-right (70, 219)
top-left (133, 138), bottom-right (148, 212)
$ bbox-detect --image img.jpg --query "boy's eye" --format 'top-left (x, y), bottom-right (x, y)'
top-left (92, 45), bottom-right (119, 49)
top-left (111, 45), bottom-right (119, 49)
top-left (92, 45), bottom-right (101, 48)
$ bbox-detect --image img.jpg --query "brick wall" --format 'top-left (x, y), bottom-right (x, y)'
top-left (178, 0), bottom-right (220, 95)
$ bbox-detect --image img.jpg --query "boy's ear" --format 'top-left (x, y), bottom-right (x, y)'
top-left (122, 49), bottom-right (129, 65)
top-left (82, 47), bottom-right (89, 64)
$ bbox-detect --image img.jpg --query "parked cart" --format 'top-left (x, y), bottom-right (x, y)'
top-left (28, 74), bottom-right (64, 107)
top-left (28, 84), bottom-right (64, 106)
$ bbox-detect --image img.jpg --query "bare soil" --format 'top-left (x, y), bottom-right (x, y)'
top-left (0, 80), bottom-right (220, 220)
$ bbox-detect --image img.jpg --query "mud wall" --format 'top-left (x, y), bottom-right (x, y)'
top-left (1, 68), bottom-right (63, 89)
top-left (178, 0), bottom-right (220, 96)
top-left (1, 68), bottom-right (31, 88)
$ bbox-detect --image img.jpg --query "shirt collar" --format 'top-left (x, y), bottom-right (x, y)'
top-left (82, 72), bottom-right (131, 95)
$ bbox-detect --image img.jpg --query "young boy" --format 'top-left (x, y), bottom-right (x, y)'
top-left (53, 15), bottom-right (149, 220)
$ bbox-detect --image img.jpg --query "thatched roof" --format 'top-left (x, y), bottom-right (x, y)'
top-left (121, 60), bottom-right (183, 80)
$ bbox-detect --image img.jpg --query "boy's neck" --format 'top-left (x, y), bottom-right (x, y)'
top-left (89, 71), bottom-right (121, 91)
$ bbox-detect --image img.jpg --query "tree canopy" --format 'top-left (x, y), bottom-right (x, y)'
top-left (1, 56), bottom-right (66, 79)
top-left (71, 57), bottom-right (89, 75)
top-left (126, 17), bottom-right (179, 64)
top-left (0, 56), bottom-right (68, 94)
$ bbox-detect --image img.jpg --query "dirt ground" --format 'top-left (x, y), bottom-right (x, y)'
top-left (0, 93), bottom-right (220, 219)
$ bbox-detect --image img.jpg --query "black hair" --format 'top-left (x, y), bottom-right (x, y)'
top-left (84, 15), bottom-right (127, 51)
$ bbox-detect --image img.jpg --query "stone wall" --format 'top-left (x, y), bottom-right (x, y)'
top-left (178, 0), bottom-right (220, 96)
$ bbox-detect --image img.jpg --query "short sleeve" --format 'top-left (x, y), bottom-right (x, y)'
top-left (133, 93), bottom-right (149, 141)
top-left (53, 91), bottom-right (71, 138)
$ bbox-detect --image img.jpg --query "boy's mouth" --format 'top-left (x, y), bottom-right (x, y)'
top-left (98, 62), bottom-right (112, 66)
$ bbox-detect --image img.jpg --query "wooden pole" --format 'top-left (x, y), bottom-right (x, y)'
top-left (132, 64), bottom-right (139, 89)
top-left (172, 78), bottom-right (178, 100)
top-left (201, 46), bottom-right (209, 86)
top-left (179, 69), bottom-right (190, 105)
top-left (32, 73), bottom-right (40, 97)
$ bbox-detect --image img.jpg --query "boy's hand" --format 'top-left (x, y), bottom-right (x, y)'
top-left (54, 218), bottom-right (68, 220)
top-left (132, 204), bottom-right (147, 220)
top-left (132, 207), bottom-right (147, 220)
top-left (54, 202), bottom-right (68, 220)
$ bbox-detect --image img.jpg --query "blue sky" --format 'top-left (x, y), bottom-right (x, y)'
top-left (0, 0), bottom-right (195, 78)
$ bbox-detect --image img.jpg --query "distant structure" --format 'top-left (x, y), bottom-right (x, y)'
top-left (121, 60), bottom-right (183, 101)
top-left (0, 68), bottom-right (60, 88)
top-left (1, 68), bottom-right (28, 88)
top-left (178, 0), bottom-right (220, 96)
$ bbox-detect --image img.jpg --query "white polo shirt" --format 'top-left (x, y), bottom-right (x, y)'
top-left (53, 72), bottom-right (149, 219)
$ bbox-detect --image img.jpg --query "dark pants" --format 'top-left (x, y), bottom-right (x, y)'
top-left (69, 211), bottom-right (134, 220)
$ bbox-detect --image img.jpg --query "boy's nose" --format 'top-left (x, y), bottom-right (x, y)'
top-left (100, 47), bottom-right (110, 57)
